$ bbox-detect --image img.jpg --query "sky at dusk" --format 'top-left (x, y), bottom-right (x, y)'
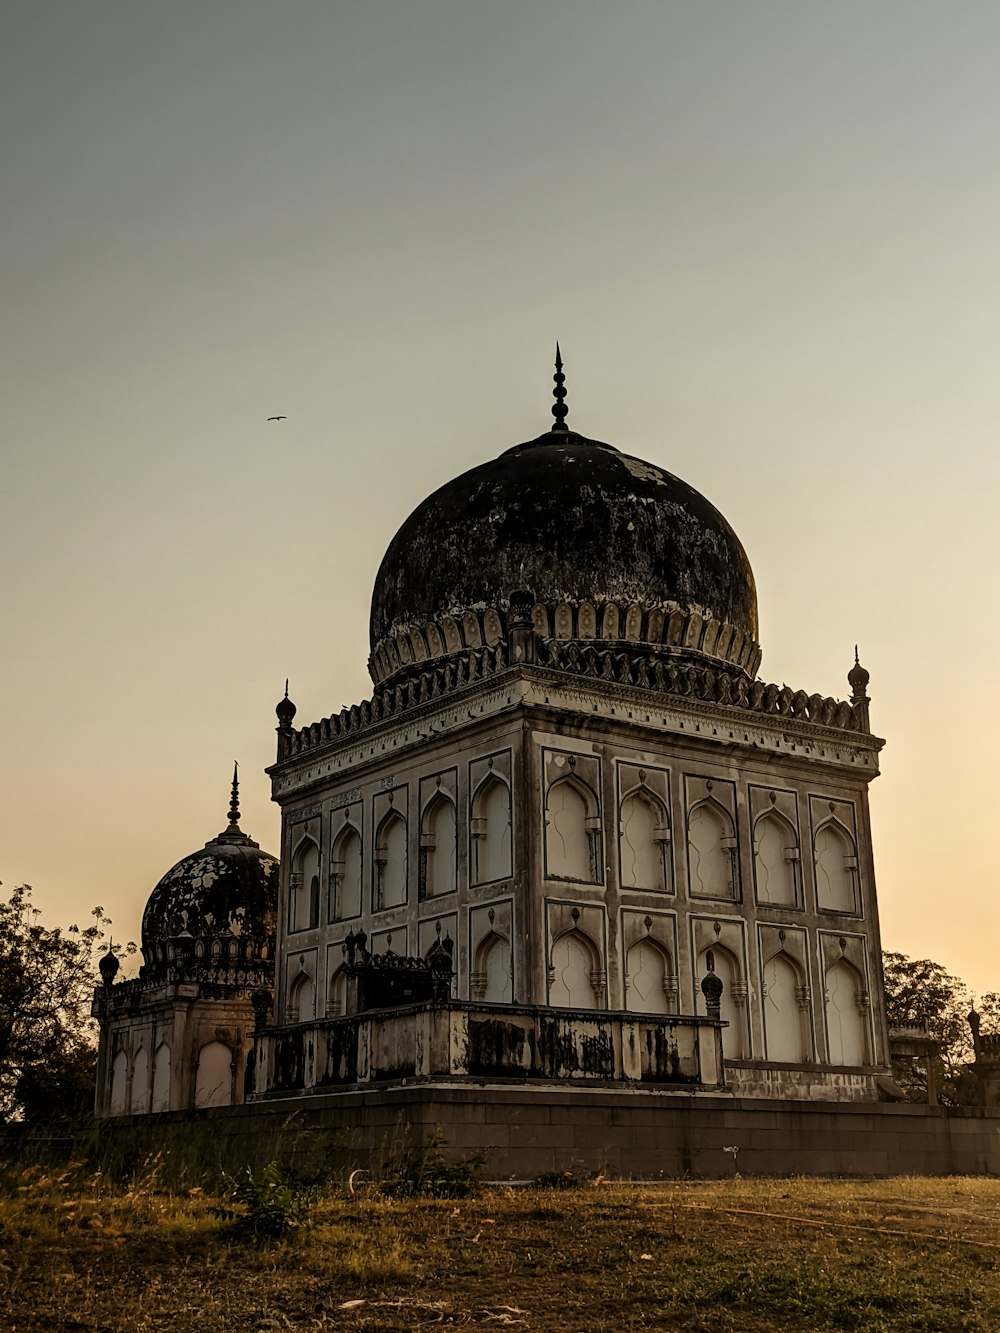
top-left (2, 2), bottom-right (998, 994)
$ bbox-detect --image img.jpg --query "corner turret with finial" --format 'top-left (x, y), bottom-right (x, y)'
top-left (276, 679), bottom-right (297, 758)
top-left (99, 943), bottom-right (120, 988)
top-left (848, 646), bottom-right (870, 733)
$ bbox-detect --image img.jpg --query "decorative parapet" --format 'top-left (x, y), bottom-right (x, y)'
top-left (250, 1001), bottom-right (726, 1098)
top-left (276, 637), bottom-right (871, 763)
top-left (92, 955), bottom-right (275, 1018)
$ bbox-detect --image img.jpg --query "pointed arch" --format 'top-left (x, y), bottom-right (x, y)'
top-left (545, 774), bottom-right (601, 883)
top-left (331, 819), bottom-right (363, 921)
top-left (619, 784), bottom-right (670, 892)
top-left (109, 1050), bottom-right (129, 1116)
top-left (814, 817), bottom-right (859, 913)
top-left (761, 950), bottom-right (809, 1062)
top-left (194, 1040), bottom-right (233, 1108)
top-left (472, 929), bottom-right (513, 1003)
top-left (549, 927), bottom-right (603, 1009)
top-left (129, 1046), bottom-right (149, 1114)
top-left (825, 957), bottom-right (867, 1066)
top-left (696, 944), bottom-right (746, 1058)
top-left (687, 797), bottom-right (737, 899)
top-left (327, 964), bottom-right (349, 1018)
top-left (753, 808), bottom-right (799, 907)
top-left (151, 1042), bottom-right (171, 1114)
top-left (374, 806), bottom-right (407, 910)
top-left (625, 936), bottom-right (676, 1015)
top-left (420, 789), bottom-right (457, 899)
top-left (471, 772), bottom-right (512, 884)
top-left (288, 966), bottom-right (316, 1024)
top-left (289, 836), bottom-right (320, 932)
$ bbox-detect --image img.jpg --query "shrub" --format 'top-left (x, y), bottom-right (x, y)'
top-left (376, 1130), bottom-right (483, 1198)
top-left (222, 1161), bottom-right (316, 1238)
top-left (533, 1169), bottom-right (583, 1190)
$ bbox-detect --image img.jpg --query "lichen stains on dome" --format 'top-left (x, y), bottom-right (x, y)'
top-left (141, 835), bottom-right (278, 955)
top-left (370, 426), bottom-right (758, 680)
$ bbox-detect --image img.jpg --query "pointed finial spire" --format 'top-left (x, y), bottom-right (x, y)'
top-left (551, 342), bottom-right (569, 431)
top-left (227, 761), bottom-right (241, 829)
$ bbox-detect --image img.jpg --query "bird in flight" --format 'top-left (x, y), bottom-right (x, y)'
top-left (267, 415), bottom-right (286, 421)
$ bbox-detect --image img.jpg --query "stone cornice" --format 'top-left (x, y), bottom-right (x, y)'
top-left (270, 674), bottom-right (527, 799)
top-left (520, 673), bottom-right (882, 776)
top-left (270, 651), bottom-right (882, 801)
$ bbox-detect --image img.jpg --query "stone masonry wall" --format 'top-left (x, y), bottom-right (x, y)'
top-left (89, 1088), bottom-right (1000, 1181)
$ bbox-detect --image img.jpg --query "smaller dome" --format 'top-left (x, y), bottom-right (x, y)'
top-left (140, 770), bottom-right (278, 972)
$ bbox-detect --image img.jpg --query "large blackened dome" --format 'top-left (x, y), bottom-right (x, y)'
top-left (140, 776), bottom-right (278, 974)
top-left (369, 425), bottom-right (759, 685)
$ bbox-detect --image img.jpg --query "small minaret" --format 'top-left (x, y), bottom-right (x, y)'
top-left (275, 679), bottom-right (297, 760)
top-left (848, 646), bottom-right (870, 733)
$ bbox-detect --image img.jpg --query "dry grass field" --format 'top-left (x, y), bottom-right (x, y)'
top-left (3, 1157), bottom-right (1000, 1332)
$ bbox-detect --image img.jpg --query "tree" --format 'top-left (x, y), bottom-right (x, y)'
top-left (0, 882), bottom-right (131, 1124)
top-left (881, 951), bottom-right (1000, 1106)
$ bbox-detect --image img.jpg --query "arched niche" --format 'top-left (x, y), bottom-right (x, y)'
top-left (545, 775), bottom-right (600, 883)
top-left (374, 808), bottom-right (407, 910)
top-left (472, 930), bottom-right (513, 1004)
top-left (814, 819), bottom-right (858, 913)
top-left (109, 1050), bottom-right (129, 1116)
top-left (549, 928), bottom-right (602, 1009)
top-left (825, 958), bottom-right (867, 1066)
top-left (688, 798), bottom-right (737, 899)
top-left (331, 821), bottom-right (362, 920)
top-left (753, 810), bottom-right (799, 907)
top-left (420, 791), bottom-right (457, 899)
top-left (130, 1046), bottom-right (149, 1114)
top-left (619, 786), bottom-right (670, 892)
top-left (471, 773), bottom-right (512, 884)
top-left (151, 1042), bottom-right (171, 1114)
top-left (625, 937), bottom-right (675, 1015)
top-left (696, 945), bottom-right (746, 1059)
top-left (288, 967), bottom-right (316, 1024)
top-left (762, 951), bottom-right (808, 1062)
top-left (327, 965), bottom-right (348, 1018)
top-left (194, 1040), bottom-right (233, 1109)
top-left (289, 837), bottom-right (320, 932)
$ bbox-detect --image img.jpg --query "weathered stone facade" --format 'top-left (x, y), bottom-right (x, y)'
top-left (96, 368), bottom-right (907, 1162)
top-left (255, 386), bottom-right (891, 1107)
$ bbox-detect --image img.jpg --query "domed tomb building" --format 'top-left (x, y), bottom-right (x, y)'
top-left (93, 769), bottom-right (278, 1116)
top-left (253, 360), bottom-right (888, 1103)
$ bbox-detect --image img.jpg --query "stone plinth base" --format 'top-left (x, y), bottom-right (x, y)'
top-left (89, 1084), bottom-right (1000, 1180)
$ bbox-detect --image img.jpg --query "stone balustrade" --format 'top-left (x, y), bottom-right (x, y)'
top-left (249, 1001), bottom-right (725, 1098)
